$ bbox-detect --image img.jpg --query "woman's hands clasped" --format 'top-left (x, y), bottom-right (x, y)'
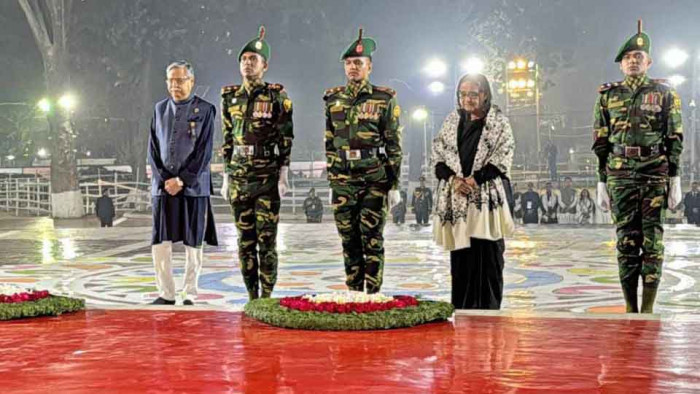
top-left (453, 176), bottom-right (478, 196)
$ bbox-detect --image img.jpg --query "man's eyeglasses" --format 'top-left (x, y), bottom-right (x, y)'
top-left (166, 77), bottom-right (191, 85)
top-left (459, 91), bottom-right (480, 99)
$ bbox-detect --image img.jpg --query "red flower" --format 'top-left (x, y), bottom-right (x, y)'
top-left (0, 290), bottom-right (51, 304)
top-left (279, 295), bottom-right (419, 314)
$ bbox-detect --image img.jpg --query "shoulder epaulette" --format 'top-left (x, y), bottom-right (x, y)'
top-left (268, 83), bottom-right (285, 91)
top-left (323, 86), bottom-right (344, 100)
top-left (598, 81), bottom-right (621, 93)
top-left (373, 86), bottom-right (397, 96)
top-left (221, 84), bottom-right (239, 95)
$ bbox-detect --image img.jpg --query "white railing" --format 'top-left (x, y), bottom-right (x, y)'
top-left (82, 180), bottom-right (151, 214)
top-left (0, 177), bottom-right (51, 215)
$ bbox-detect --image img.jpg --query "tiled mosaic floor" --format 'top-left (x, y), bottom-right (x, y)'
top-left (1, 217), bottom-right (699, 314)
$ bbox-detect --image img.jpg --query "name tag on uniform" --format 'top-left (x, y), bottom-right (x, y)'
top-left (608, 100), bottom-right (625, 109)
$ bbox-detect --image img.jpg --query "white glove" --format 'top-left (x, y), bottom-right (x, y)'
top-left (220, 174), bottom-right (229, 201)
top-left (388, 190), bottom-right (401, 210)
top-left (278, 166), bottom-right (290, 196)
top-left (596, 182), bottom-right (610, 212)
top-left (668, 176), bottom-right (682, 210)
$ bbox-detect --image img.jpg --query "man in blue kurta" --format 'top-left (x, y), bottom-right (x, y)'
top-left (148, 61), bottom-right (218, 305)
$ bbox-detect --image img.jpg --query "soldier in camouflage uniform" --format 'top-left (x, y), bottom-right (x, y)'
top-left (592, 21), bottom-right (683, 313)
top-left (221, 27), bottom-right (294, 300)
top-left (324, 28), bottom-right (403, 293)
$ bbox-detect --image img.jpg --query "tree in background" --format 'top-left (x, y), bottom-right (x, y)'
top-left (18, 0), bottom-right (82, 218)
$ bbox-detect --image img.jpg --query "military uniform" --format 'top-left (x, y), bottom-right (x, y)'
top-left (324, 29), bottom-right (402, 293)
top-left (684, 187), bottom-right (700, 225)
top-left (391, 190), bottom-right (407, 224)
top-left (303, 192), bottom-right (324, 223)
top-left (222, 27), bottom-right (294, 299)
top-left (412, 185), bottom-right (433, 225)
top-left (592, 24), bottom-right (683, 312)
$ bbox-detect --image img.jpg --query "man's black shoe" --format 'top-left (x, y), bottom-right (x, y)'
top-left (151, 297), bottom-right (176, 305)
top-left (183, 299), bottom-right (194, 306)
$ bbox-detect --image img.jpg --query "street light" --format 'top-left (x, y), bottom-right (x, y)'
top-left (412, 108), bottom-right (428, 121)
top-left (412, 107), bottom-right (430, 173)
top-left (424, 58), bottom-right (447, 78)
top-left (428, 81), bottom-right (445, 95)
top-left (461, 57), bottom-right (484, 75)
top-left (664, 48), bottom-right (689, 69)
top-left (58, 94), bottom-right (77, 111)
top-left (669, 74), bottom-right (687, 87)
top-left (37, 98), bottom-right (50, 113)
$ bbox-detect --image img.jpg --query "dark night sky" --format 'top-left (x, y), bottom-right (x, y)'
top-left (2, 0), bottom-right (700, 167)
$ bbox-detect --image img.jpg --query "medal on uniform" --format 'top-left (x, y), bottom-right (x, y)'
top-left (194, 107), bottom-right (200, 114)
top-left (189, 121), bottom-right (197, 139)
top-left (642, 92), bottom-right (661, 112)
top-left (253, 102), bottom-right (259, 118)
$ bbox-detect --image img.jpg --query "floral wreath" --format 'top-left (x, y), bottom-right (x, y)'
top-left (245, 292), bottom-right (454, 331)
top-left (0, 284), bottom-right (85, 321)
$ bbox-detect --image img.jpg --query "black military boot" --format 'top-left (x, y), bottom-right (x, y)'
top-left (641, 286), bottom-right (658, 314)
top-left (248, 289), bottom-right (259, 301)
top-left (621, 278), bottom-right (639, 313)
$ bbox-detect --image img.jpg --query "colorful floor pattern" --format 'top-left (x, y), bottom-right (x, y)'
top-left (0, 218), bottom-right (700, 314)
top-left (2, 309), bottom-right (700, 392)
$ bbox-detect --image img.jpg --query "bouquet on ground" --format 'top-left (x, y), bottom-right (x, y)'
top-left (0, 284), bottom-right (51, 304)
top-left (0, 284), bottom-right (85, 321)
top-left (245, 291), bottom-right (454, 331)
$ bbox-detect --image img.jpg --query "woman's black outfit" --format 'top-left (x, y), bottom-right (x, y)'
top-left (434, 110), bottom-right (507, 310)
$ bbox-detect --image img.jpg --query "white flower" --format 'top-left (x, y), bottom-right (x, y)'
top-left (0, 284), bottom-right (30, 296)
top-left (301, 291), bottom-right (394, 304)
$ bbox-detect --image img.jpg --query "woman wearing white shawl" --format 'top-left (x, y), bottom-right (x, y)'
top-left (431, 73), bottom-right (515, 310)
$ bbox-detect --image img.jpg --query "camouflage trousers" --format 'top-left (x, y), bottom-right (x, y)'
top-left (230, 179), bottom-right (281, 298)
top-left (608, 177), bottom-right (667, 289)
top-left (331, 183), bottom-right (387, 293)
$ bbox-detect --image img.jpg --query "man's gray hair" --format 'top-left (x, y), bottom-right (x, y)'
top-left (166, 61), bottom-right (194, 78)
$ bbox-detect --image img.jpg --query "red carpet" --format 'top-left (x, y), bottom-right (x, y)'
top-left (1, 310), bottom-right (699, 392)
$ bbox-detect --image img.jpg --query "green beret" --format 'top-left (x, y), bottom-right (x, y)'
top-left (615, 21), bottom-right (651, 62)
top-left (238, 26), bottom-right (270, 62)
top-left (341, 28), bottom-right (377, 61)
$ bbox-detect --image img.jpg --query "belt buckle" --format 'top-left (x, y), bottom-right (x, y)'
top-left (625, 147), bottom-right (641, 157)
top-left (347, 149), bottom-right (361, 161)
